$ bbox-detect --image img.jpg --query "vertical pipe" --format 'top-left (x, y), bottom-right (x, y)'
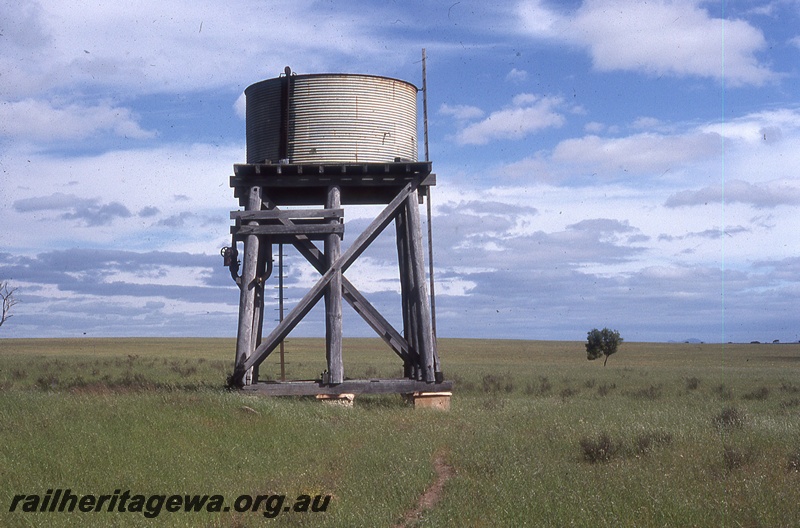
top-left (235, 185), bottom-right (262, 386)
top-left (278, 243), bottom-right (286, 381)
top-left (422, 48), bottom-right (440, 376)
top-left (279, 66), bottom-right (292, 162)
top-left (325, 186), bottom-right (343, 384)
top-left (422, 49), bottom-right (430, 164)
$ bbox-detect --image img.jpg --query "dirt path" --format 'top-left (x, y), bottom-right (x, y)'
top-left (393, 449), bottom-right (454, 527)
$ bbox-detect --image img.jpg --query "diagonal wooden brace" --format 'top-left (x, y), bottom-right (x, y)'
top-left (259, 202), bottom-right (413, 363)
top-left (234, 182), bottom-right (417, 383)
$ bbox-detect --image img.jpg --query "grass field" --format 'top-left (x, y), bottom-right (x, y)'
top-left (1, 338), bottom-right (799, 527)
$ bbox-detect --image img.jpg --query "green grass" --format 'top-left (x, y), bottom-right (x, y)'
top-left (1, 338), bottom-right (799, 526)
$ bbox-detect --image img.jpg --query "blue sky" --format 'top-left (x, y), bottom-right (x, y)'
top-left (1, 0), bottom-right (799, 343)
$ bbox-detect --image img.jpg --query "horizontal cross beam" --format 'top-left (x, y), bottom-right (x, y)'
top-left (231, 208), bottom-right (343, 221)
top-left (232, 224), bottom-right (343, 237)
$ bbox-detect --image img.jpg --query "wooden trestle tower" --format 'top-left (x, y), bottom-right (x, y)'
top-left (225, 161), bottom-right (449, 396)
top-left (224, 69), bottom-right (450, 398)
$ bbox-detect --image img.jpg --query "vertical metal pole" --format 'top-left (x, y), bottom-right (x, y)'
top-left (422, 49), bottom-right (430, 163)
top-left (422, 48), bottom-right (440, 374)
top-left (278, 243), bottom-right (286, 381)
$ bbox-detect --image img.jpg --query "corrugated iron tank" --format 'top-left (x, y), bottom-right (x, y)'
top-left (245, 71), bottom-right (418, 164)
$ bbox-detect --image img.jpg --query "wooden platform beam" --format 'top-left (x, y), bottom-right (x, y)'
top-left (241, 379), bottom-right (453, 396)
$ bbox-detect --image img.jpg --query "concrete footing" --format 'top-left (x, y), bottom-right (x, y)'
top-left (404, 391), bottom-right (452, 411)
top-left (315, 393), bottom-right (355, 407)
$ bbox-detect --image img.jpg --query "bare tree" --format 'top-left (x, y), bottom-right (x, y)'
top-left (1, 281), bottom-right (18, 329)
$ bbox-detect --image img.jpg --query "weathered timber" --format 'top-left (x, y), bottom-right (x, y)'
top-left (251, 239), bottom-right (272, 383)
top-left (230, 209), bottom-right (343, 221)
top-left (325, 185), bottom-right (343, 384)
top-left (241, 379), bottom-right (453, 397)
top-left (232, 224), bottom-right (343, 237)
top-left (395, 207), bottom-right (414, 378)
top-left (340, 277), bottom-right (413, 363)
top-left (230, 166), bottom-right (435, 206)
top-left (405, 189), bottom-right (435, 382)
top-left (252, 200), bottom-right (411, 362)
top-left (234, 161), bottom-right (432, 178)
top-left (237, 182), bottom-right (416, 381)
top-left (235, 186), bottom-right (263, 385)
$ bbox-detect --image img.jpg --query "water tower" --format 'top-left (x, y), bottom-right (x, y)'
top-left (223, 66), bottom-right (450, 403)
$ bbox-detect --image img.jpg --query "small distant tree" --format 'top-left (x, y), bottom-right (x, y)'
top-left (586, 328), bottom-right (622, 366)
top-left (1, 281), bottom-right (18, 330)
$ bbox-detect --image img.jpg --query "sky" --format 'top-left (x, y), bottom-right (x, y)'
top-left (1, 0), bottom-right (799, 345)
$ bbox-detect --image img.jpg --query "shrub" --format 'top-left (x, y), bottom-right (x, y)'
top-left (36, 375), bottom-right (59, 390)
top-left (596, 383), bottom-right (616, 397)
top-left (482, 373), bottom-right (514, 394)
top-left (560, 387), bottom-right (579, 400)
top-left (779, 398), bottom-right (800, 410)
top-left (685, 377), bottom-right (701, 391)
top-left (629, 385), bottom-right (662, 400)
top-left (713, 407), bottom-right (745, 429)
top-left (743, 386), bottom-right (770, 401)
top-left (524, 376), bottom-right (552, 396)
top-left (580, 432), bottom-right (617, 463)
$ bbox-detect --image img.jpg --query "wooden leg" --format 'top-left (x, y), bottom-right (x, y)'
top-left (406, 190), bottom-right (435, 382)
top-left (235, 186), bottom-right (262, 386)
top-left (325, 186), bottom-right (343, 384)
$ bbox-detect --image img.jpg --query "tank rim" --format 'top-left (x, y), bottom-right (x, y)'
top-left (245, 73), bottom-right (419, 95)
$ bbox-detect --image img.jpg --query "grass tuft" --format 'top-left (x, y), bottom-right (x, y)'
top-left (560, 387), bottom-right (579, 400)
top-left (481, 373), bottom-right (514, 394)
top-left (629, 384), bottom-right (662, 400)
top-left (713, 406), bottom-right (746, 429)
top-left (787, 449), bottom-right (800, 473)
top-left (742, 386), bottom-right (770, 401)
top-left (722, 445), bottom-right (754, 471)
top-left (713, 384), bottom-right (734, 400)
top-left (524, 376), bottom-right (551, 396)
top-left (635, 430), bottom-right (674, 456)
top-left (580, 432), bottom-right (617, 463)
top-left (596, 383), bottom-right (616, 397)
top-left (685, 377), bottom-right (701, 390)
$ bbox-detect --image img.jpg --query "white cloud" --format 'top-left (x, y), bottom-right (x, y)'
top-left (665, 180), bottom-right (800, 209)
top-left (0, 0), bottom-right (409, 100)
top-left (552, 131), bottom-right (722, 174)
top-left (0, 99), bottom-right (155, 141)
top-left (506, 68), bottom-right (528, 82)
top-left (584, 121), bottom-right (605, 133)
top-left (455, 94), bottom-right (566, 145)
top-left (439, 103), bottom-right (485, 121)
top-left (234, 92), bottom-right (247, 120)
top-left (515, 0), bottom-right (778, 85)
top-left (1, 142), bottom-right (242, 252)
top-left (631, 117), bottom-right (663, 130)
